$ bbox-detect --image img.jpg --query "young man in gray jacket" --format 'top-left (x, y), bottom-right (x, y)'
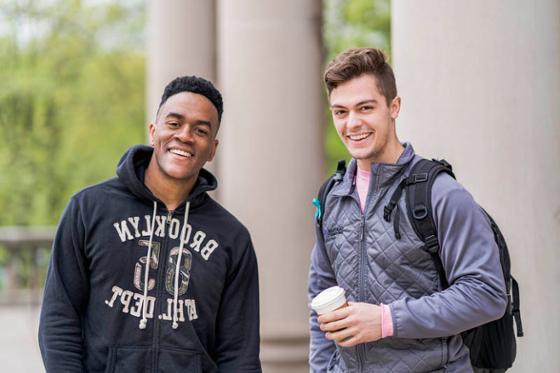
top-left (308, 48), bottom-right (507, 372)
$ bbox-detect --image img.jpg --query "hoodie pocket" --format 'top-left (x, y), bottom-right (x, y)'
top-left (104, 346), bottom-right (202, 373)
top-left (158, 347), bottom-right (201, 373)
top-left (105, 346), bottom-right (152, 373)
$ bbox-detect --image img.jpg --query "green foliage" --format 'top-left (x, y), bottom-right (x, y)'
top-left (0, 0), bottom-right (391, 222)
top-left (0, 0), bottom-right (145, 226)
top-left (322, 0), bottom-right (391, 174)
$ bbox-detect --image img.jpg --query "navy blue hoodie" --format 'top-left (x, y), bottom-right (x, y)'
top-left (39, 145), bottom-right (261, 372)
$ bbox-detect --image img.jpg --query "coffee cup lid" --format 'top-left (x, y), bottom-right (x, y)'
top-left (311, 286), bottom-right (346, 315)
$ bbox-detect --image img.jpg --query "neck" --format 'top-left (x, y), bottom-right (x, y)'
top-left (144, 156), bottom-right (196, 211)
top-left (357, 139), bottom-right (405, 171)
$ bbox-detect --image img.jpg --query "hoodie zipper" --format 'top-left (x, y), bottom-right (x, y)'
top-left (166, 210), bottom-right (174, 224)
top-left (151, 208), bottom-right (175, 370)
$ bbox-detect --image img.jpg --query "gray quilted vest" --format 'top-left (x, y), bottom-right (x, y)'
top-left (322, 153), bottom-right (461, 373)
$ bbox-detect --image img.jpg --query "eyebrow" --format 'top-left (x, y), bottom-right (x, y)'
top-left (165, 112), bottom-right (185, 121)
top-left (165, 112), bottom-right (212, 127)
top-left (330, 99), bottom-right (378, 108)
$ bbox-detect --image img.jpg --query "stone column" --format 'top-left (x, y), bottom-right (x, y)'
top-left (392, 1), bottom-right (560, 371)
top-left (217, 1), bottom-right (324, 371)
top-left (146, 0), bottom-right (219, 176)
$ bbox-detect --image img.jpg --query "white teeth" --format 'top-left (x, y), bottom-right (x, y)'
top-left (348, 133), bottom-right (370, 141)
top-left (169, 148), bottom-right (193, 157)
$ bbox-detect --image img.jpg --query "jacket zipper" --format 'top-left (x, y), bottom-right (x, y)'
top-left (357, 216), bottom-right (366, 371)
top-left (356, 166), bottom-right (380, 370)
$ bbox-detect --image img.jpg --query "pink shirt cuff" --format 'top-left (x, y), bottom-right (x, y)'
top-left (380, 304), bottom-right (394, 338)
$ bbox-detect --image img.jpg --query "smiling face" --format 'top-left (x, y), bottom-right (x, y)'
top-left (148, 91), bottom-right (219, 185)
top-left (329, 73), bottom-right (402, 170)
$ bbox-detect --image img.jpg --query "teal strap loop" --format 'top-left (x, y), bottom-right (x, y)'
top-left (312, 198), bottom-right (322, 220)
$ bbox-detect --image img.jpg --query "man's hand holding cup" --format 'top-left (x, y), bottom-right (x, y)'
top-left (312, 286), bottom-right (383, 347)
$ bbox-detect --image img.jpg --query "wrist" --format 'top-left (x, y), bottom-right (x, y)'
top-left (380, 303), bottom-right (394, 338)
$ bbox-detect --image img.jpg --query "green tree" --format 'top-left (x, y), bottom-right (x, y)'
top-left (0, 0), bottom-right (146, 226)
top-left (323, 0), bottom-right (391, 173)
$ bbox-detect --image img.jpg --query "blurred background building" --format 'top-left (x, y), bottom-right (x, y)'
top-left (0, 0), bottom-right (558, 372)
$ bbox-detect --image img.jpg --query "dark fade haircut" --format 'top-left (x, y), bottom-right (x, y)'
top-left (324, 48), bottom-right (397, 106)
top-left (158, 75), bottom-right (224, 123)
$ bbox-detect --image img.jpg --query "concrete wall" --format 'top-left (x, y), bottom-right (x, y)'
top-left (392, 1), bottom-right (560, 371)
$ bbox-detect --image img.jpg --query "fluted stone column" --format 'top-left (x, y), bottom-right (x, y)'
top-left (217, 1), bottom-right (323, 371)
top-left (392, 1), bottom-right (560, 371)
top-left (146, 0), bottom-right (216, 121)
top-left (146, 0), bottom-right (219, 176)
top-left (147, 0), bottom-right (216, 120)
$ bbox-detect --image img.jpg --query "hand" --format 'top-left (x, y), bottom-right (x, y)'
top-left (318, 302), bottom-right (382, 347)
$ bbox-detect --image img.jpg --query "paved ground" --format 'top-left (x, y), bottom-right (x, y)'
top-left (0, 305), bottom-right (44, 372)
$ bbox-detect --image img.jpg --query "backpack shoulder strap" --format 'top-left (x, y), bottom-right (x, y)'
top-left (314, 160), bottom-right (346, 229)
top-left (406, 159), bottom-right (455, 288)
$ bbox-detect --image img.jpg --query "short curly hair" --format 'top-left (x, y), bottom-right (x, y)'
top-left (158, 75), bottom-right (223, 122)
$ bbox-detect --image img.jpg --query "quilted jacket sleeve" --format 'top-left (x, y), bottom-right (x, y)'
top-left (308, 223), bottom-right (338, 372)
top-left (389, 173), bottom-right (508, 338)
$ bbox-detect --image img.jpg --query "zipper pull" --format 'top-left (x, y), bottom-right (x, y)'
top-left (166, 210), bottom-right (173, 224)
top-left (359, 221), bottom-right (364, 240)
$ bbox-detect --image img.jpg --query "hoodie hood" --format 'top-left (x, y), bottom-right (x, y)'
top-left (116, 144), bottom-right (218, 209)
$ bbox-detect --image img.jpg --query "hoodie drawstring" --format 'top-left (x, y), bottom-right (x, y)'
top-left (173, 201), bottom-right (190, 329)
top-left (139, 200), bottom-right (158, 329)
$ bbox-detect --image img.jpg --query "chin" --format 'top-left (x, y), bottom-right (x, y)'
top-left (162, 168), bottom-right (196, 181)
top-left (351, 150), bottom-right (375, 160)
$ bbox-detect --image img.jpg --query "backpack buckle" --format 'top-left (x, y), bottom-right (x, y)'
top-left (409, 173), bottom-right (428, 184)
top-left (334, 160), bottom-right (346, 181)
top-left (383, 205), bottom-right (392, 222)
top-left (425, 235), bottom-right (439, 254)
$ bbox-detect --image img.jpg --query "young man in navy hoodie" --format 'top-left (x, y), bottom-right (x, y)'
top-left (39, 76), bottom-right (261, 372)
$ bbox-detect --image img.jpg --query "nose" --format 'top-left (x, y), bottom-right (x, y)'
top-left (176, 124), bottom-right (194, 143)
top-left (347, 111), bottom-right (361, 129)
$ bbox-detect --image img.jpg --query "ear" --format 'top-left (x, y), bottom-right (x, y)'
top-left (390, 96), bottom-right (401, 120)
top-left (148, 122), bottom-right (156, 146)
top-left (208, 139), bottom-right (219, 162)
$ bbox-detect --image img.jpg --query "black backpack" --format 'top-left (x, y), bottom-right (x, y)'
top-left (314, 158), bottom-right (524, 371)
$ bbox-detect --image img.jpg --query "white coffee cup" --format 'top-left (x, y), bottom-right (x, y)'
top-left (311, 286), bottom-right (347, 315)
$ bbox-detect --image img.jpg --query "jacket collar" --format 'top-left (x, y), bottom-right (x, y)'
top-left (331, 143), bottom-right (416, 197)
